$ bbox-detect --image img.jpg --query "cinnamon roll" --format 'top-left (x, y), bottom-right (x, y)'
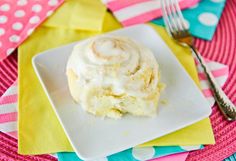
top-left (66, 36), bottom-right (162, 119)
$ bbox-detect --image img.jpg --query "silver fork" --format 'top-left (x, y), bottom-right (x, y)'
top-left (161, 0), bottom-right (236, 121)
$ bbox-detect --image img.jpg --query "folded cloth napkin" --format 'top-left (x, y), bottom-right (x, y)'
top-left (102, 0), bottom-right (199, 27)
top-left (0, 0), bottom-right (64, 61)
top-left (43, 0), bottom-right (106, 31)
top-left (152, 0), bottom-right (226, 40)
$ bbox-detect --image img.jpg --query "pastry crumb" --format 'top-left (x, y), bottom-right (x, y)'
top-left (160, 99), bottom-right (168, 105)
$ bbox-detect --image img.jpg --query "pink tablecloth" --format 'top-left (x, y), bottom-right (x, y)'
top-left (186, 0), bottom-right (236, 160)
top-left (0, 0), bottom-right (235, 160)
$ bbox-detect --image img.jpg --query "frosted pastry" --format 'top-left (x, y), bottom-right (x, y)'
top-left (66, 36), bottom-right (162, 119)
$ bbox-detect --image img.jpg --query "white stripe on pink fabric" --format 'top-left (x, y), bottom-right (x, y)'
top-left (196, 60), bottom-right (228, 73)
top-left (0, 59), bottom-right (229, 138)
top-left (0, 121), bottom-right (17, 133)
top-left (102, 0), bottom-right (200, 26)
top-left (113, 1), bottom-right (161, 21)
top-left (1, 84), bottom-right (18, 96)
top-left (200, 76), bottom-right (228, 89)
top-left (0, 103), bottom-right (18, 114)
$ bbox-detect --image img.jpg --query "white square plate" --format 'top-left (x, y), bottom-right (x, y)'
top-left (32, 25), bottom-right (211, 160)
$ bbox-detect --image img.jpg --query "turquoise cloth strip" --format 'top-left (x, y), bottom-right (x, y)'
top-left (57, 145), bottom-right (203, 161)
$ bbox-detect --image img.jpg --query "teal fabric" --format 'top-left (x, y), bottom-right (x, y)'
top-left (57, 145), bottom-right (204, 161)
top-left (152, 0), bottom-right (226, 40)
top-left (225, 153), bottom-right (236, 161)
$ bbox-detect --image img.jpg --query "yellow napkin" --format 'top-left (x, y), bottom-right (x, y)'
top-left (18, 8), bottom-right (215, 155)
top-left (43, 0), bottom-right (106, 31)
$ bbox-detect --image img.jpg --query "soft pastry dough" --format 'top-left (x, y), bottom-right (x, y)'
top-left (66, 36), bottom-right (162, 119)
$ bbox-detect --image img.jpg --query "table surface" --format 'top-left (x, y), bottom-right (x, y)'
top-left (0, 0), bottom-right (235, 160)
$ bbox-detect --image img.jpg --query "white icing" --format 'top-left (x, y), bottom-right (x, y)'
top-left (67, 35), bottom-right (159, 99)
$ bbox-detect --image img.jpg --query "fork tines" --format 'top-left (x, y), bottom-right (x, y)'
top-left (161, 0), bottom-right (188, 35)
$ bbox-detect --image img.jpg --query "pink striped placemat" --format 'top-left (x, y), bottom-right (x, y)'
top-left (0, 131), bottom-right (57, 161)
top-left (0, 1), bottom-right (235, 160)
top-left (102, 0), bottom-right (199, 27)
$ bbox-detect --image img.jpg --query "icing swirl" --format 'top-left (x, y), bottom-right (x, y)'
top-left (67, 36), bottom-right (159, 98)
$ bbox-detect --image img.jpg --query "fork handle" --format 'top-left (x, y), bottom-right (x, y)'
top-left (190, 46), bottom-right (236, 121)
